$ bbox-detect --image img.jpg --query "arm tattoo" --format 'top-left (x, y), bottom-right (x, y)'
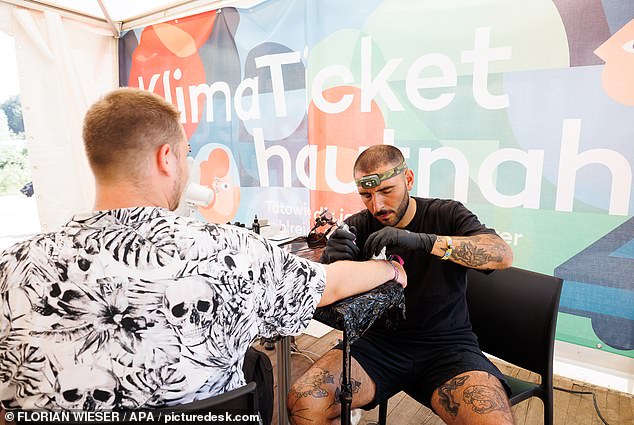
top-left (453, 240), bottom-right (502, 267)
top-left (438, 375), bottom-right (468, 417)
top-left (463, 385), bottom-right (506, 414)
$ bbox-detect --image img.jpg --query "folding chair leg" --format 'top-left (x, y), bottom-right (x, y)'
top-left (544, 390), bottom-right (554, 425)
top-left (378, 399), bottom-right (388, 425)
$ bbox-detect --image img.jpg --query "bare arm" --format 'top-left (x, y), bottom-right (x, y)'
top-left (319, 260), bottom-right (406, 306)
top-left (431, 233), bottom-right (513, 270)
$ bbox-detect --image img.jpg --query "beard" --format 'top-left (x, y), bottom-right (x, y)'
top-left (168, 168), bottom-right (187, 211)
top-left (374, 192), bottom-right (410, 227)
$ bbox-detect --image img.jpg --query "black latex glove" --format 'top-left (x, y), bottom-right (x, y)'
top-left (321, 226), bottom-right (359, 263)
top-left (364, 227), bottom-right (437, 258)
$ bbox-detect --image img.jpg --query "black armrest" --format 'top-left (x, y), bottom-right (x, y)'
top-left (313, 281), bottom-right (406, 343)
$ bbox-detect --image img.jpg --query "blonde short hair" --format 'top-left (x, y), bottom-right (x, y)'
top-left (83, 88), bottom-right (183, 180)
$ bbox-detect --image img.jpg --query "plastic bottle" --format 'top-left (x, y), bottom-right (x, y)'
top-left (252, 215), bottom-right (260, 234)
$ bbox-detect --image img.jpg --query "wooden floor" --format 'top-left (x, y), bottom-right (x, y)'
top-left (257, 330), bottom-right (634, 425)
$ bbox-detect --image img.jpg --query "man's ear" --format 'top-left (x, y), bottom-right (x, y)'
top-left (405, 168), bottom-right (415, 191)
top-left (156, 143), bottom-right (173, 176)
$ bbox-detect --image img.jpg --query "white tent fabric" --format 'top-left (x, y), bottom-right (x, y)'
top-left (1, 1), bottom-right (267, 33)
top-left (0, 3), bottom-right (115, 231)
top-left (0, 0), bottom-right (267, 231)
top-left (37, 0), bottom-right (192, 22)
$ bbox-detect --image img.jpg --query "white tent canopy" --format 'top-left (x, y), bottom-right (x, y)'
top-left (0, 0), bottom-right (265, 231)
top-left (1, 0), bottom-right (266, 34)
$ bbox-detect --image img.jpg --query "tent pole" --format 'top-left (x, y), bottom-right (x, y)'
top-left (96, 0), bottom-right (120, 38)
top-left (0, 0), bottom-right (111, 30)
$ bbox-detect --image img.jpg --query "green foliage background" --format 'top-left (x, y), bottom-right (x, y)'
top-left (0, 96), bottom-right (24, 135)
top-left (0, 145), bottom-right (30, 195)
top-left (0, 95), bottom-right (29, 195)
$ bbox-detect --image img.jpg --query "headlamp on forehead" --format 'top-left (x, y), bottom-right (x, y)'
top-left (355, 162), bottom-right (407, 189)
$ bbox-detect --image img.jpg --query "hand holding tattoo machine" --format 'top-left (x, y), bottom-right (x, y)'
top-left (306, 208), bottom-right (353, 247)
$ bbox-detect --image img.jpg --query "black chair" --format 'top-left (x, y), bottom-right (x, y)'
top-left (159, 382), bottom-right (259, 423)
top-left (377, 267), bottom-right (563, 425)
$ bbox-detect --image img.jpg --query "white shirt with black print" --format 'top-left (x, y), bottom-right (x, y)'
top-left (0, 207), bottom-right (325, 410)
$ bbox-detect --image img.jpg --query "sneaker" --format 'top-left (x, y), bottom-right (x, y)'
top-left (350, 408), bottom-right (363, 425)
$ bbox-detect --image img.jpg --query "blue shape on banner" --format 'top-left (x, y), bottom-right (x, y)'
top-left (610, 239), bottom-right (634, 259)
top-left (242, 42), bottom-right (306, 141)
top-left (560, 281), bottom-right (633, 320)
top-left (118, 30), bottom-right (139, 87)
top-left (235, 0), bottom-right (307, 66)
top-left (189, 8), bottom-right (242, 163)
top-left (505, 66), bottom-right (634, 214)
top-left (601, 0), bottom-right (634, 34)
top-left (555, 217), bottom-right (634, 350)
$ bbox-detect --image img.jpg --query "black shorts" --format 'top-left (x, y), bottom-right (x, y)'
top-left (334, 332), bottom-right (511, 410)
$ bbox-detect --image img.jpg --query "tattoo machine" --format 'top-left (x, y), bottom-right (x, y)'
top-left (307, 208), bottom-right (352, 243)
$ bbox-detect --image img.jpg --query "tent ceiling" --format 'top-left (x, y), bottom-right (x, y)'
top-left (1, 0), bottom-right (266, 33)
top-left (26, 0), bottom-right (190, 22)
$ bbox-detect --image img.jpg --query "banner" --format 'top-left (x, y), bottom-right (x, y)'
top-left (119, 0), bottom-right (634, 358)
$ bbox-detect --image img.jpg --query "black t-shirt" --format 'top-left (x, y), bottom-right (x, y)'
top-left (345, 197), bottom-right (497, 346)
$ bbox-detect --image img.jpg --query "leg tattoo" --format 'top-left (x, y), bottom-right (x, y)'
top-left (437, 375), bottom-right (468, 417)
top-left (293, 367), bottom-right (335, 399)
top-left (462, 385), bottom-right (506, 414)
top-left (289, 368), bottom-right (336, 422)
top-left (329, 373), bottom-right (362, 408)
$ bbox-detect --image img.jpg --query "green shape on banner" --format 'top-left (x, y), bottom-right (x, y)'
top-left (407, 74), bottom-right (521, 151)
top-left (413, 139), bottom-right (500, 200)
top-left (362, 0), bottom-right (569, 79)
top-left (441, 139), bottom-right (500, 179)
top-left (307, 29), bottom-right (364, 92)
top-left (385, 107), bottom-right (436, 141)
top-left (383, 81), bottom-right (436, 141)
top-left (556, 313), bottom-right (634, 358)
top-left (465, 205), bottom-right (629, 274)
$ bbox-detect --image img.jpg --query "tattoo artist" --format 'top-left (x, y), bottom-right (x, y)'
top-left (288, 145), bottom-right (515, 425)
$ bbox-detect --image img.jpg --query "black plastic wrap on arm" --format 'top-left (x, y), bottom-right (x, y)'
top-left (313, 281), bottom-right (406, 343)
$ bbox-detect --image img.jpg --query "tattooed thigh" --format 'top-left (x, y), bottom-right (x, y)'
top-left (288, 349), bottom-right (377, 423)
top-left (431, 371), bottom-right (514, 424)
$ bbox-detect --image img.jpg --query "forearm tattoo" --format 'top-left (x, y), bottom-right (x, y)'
top-left (438, 375), bottom-right (468, 417)
top-left (451, 235), bottom-right (509, 267)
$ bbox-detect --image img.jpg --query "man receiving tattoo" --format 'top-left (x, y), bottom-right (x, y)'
top-left (288, 145), bottom-right (515, 425)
